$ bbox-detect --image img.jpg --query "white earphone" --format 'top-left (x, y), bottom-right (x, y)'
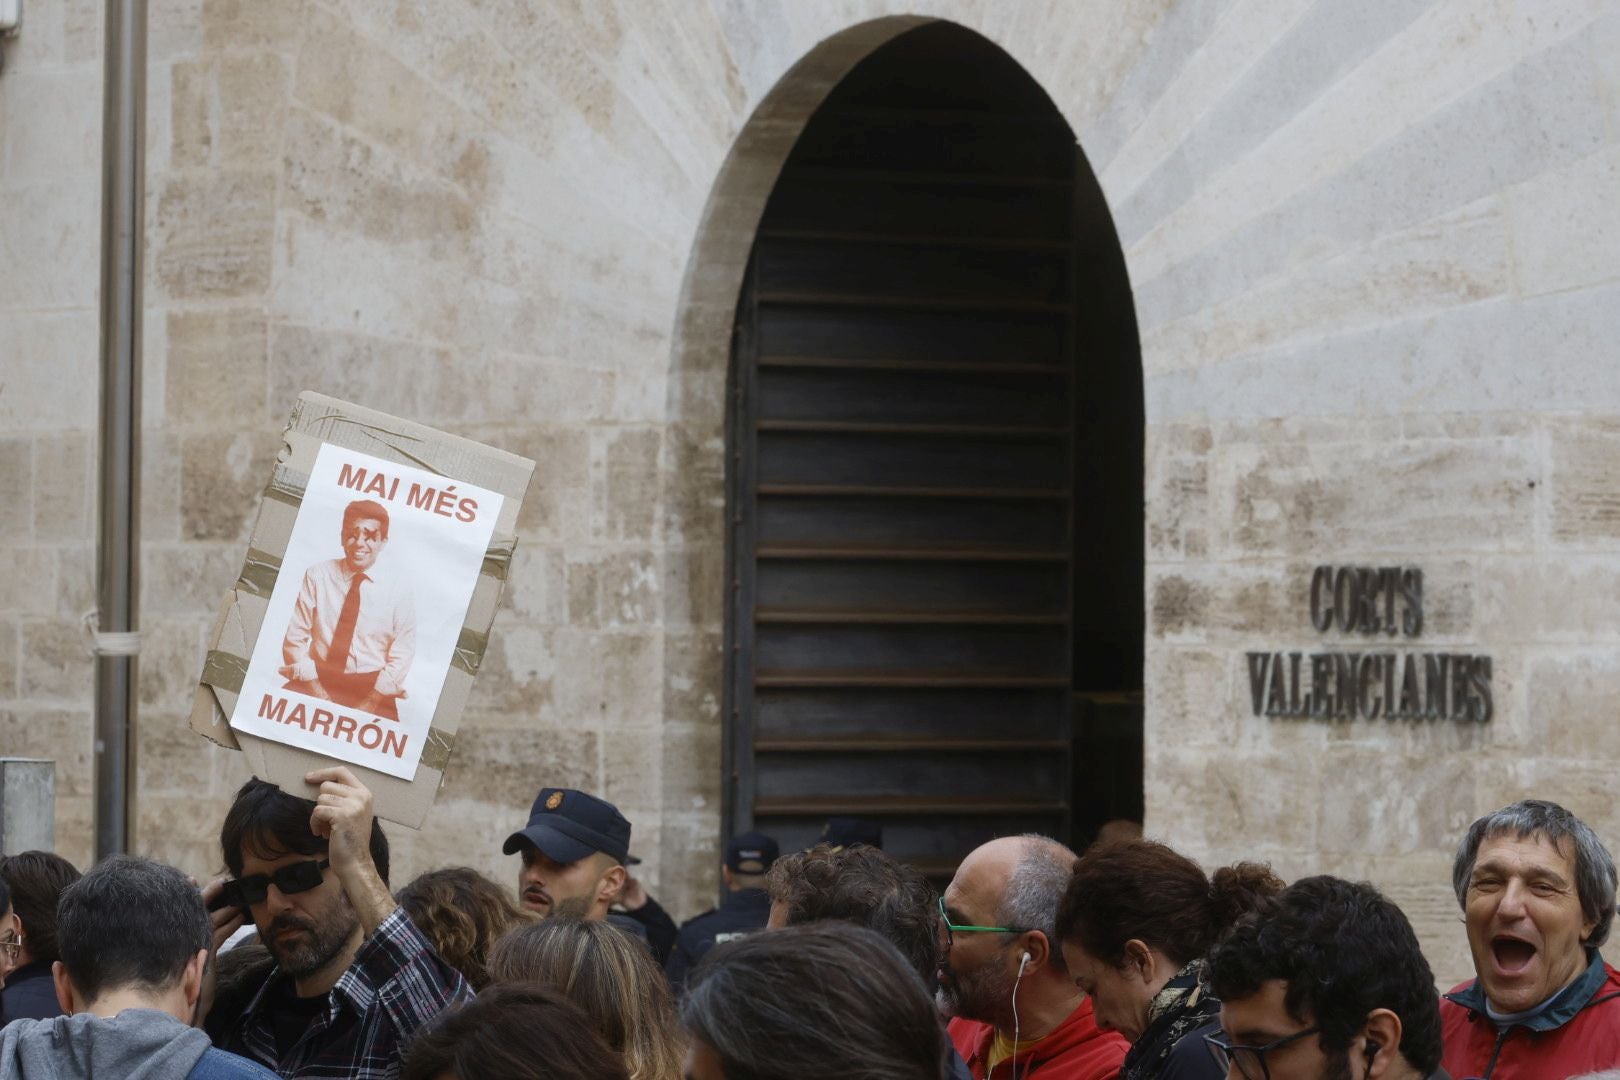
top-left (1011, 950), bottom-right (1032, 1076)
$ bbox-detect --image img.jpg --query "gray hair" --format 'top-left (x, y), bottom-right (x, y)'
top-left (1451, 799), bottom-right (1618, 947)
top-left (682, 921), bottom-right (946, 1080)
top-left (999, 835), bottom-right (1078, 971)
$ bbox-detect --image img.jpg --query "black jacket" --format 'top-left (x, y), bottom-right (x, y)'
top-left (1, 962), bottom-right (65, 1024)
top-left (665, 889), bottom-right (771, 989)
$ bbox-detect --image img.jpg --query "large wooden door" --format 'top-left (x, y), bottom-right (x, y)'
top-left (724, 25), bottom-right (1142, 878)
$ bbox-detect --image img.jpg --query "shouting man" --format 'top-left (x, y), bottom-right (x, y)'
top-left (1441, 799), bottom-right (1620, 1077)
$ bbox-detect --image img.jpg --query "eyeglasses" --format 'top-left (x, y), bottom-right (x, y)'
top-left (937, 895), bottom-right (1030, 949)
top-left (1203, 1026), bottom-right (1321, 1080)
top-left (0, 929), bottom-right (22, 961)
top-left (210, 859), bottom-right (331, 911)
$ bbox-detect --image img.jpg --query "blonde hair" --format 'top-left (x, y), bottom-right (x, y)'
top-left (488, 918), bottom-right (683, 1080)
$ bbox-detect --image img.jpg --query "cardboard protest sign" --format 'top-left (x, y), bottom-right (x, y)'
top-left (192, 393), bottom-right (534, 826)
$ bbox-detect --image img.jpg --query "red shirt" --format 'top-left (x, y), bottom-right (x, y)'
top-left (1440, 954), bottom-right (1620, 1079)
top-left (949, 998), bottom-right (1128, 1080)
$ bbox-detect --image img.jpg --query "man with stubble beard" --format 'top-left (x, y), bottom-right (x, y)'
top-left (204, 769), bottom-right (469, 1078)
top-left (503, 788), bottom-right (678, 963)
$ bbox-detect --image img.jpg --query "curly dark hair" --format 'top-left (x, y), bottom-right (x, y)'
top-left (395, 867), bottom-right (534, 989)
top-left (1206, 875), bottom-right (1443, 1073)
top-left (1056, 839), bottom-right (1282, 967)
top-left (764, 844), bottom-right (940, 986)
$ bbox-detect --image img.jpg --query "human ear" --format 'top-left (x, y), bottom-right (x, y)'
top-left (183, 949), bottom-right (208, 1011)
top-left (1122, 939), bottom-right (1155, 981)
top-left (1361, 1008), bottom-right (1403, 1078)
top-left (52, 960), bottom-right (77, 1015)
top-left (1021, 931), bottom-right (1050, 970)
top-left (600, 863), bottom-right (627, 903)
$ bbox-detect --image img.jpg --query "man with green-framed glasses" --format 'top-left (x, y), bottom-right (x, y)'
top-left (940, 835), bottom-right (1128, 1080)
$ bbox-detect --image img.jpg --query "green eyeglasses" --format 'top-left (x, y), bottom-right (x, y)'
top-left (937, 895), bottom-right (1030, 948)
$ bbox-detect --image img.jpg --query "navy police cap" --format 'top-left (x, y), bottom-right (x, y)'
top-left (503, 787), bottom-right (632, 866)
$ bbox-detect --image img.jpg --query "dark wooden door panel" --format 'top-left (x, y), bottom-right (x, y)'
top-left (754, 623), bottom-right (1068, 677)
top-left (763, 177), bottom-right (1072, 240)
top-left (754, 749), bottom-right (1068, 801)
top-left (756, 306), bottom-right (1064, 362)
top-left (757, 495), bottom-right (1067, 550)
top-left (755, 560), bottom-right (1068, 615)
top-left (757, 431), bottom-right (1067, 490)
top-left (758, 368), bottom-right (1069, 426)
top-left (724, 25), bottom-right (1090, 881)
top-left (785, 113), bottom-right (1075, 176)
top-left (758, 240), bottom-right (1070, 303)
top-left (754, 688), bottom-right (1069, 742)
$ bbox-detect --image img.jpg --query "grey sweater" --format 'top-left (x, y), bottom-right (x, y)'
top-left (0, 1008), bottom-right (217, 1080)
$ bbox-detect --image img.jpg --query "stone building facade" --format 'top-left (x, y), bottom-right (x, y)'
top-left (2, 0), bottom-right (1617, 984)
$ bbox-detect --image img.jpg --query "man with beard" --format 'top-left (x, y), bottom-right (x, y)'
top-left (1439, 799), bottom-right (1620, 1078)
top-left (204, 769), bottom-right (469, 1078)
top-left (940, 836), bottom-right (1127, 1080)
top-left (503, 787), bottom-right (677, 963)
top-left (1205, 876), bottom-right (1447, 1080)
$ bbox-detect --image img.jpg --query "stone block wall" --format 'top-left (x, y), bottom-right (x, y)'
top-left (3, 0), bottom-right (1619, 984)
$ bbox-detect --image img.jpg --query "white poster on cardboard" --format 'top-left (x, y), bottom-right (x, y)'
top-left (229, 444), bottom-right (503, 780)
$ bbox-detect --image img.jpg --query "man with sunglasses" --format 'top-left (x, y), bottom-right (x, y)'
top-left (203, 768), bottom-right (469, 1078)
top-left (1204, 876), bottom-right (1447, 1080)
top-left (940, 835), bottom-right (1128, 1080)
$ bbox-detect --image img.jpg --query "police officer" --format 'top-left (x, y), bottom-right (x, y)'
top-left (503, 787), bottom-right (678, 964)
top-left (664, 831), bottom-right (779, 990)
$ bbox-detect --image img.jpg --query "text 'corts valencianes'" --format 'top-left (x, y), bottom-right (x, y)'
top-left (1245, 566), bottom-right (1492, 724)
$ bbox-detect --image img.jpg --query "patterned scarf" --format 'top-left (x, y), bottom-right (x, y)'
top-left (1120, 960), bottom-right (1222, 1080)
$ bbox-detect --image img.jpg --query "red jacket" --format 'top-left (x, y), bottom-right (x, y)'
top-left (949, 998), bottom-right (1128, 1080)
top-left (1440, 951), bottom-right (1620, 1079)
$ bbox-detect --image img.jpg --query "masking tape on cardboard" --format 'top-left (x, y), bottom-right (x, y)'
top-left (264, 466), bottom-right (309, 508)
top-left (419, 727), bottom-right (455, 772)
top-left (202, 649), bottom-right (249, 693)
top-left (451, 628), bottom-right (488, 676)
top-left (237, 548), bottom-right (284, 597)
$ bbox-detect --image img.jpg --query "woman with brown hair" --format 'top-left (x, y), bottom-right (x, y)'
top-left (395, 866), bottom-right (535, 989)
top-left (1054, 840), bottom-right (1283, 1080)
top-left (402, 983), bottom-right (629, 1080)
top-left (488, 917), bottom-right (684, 1080)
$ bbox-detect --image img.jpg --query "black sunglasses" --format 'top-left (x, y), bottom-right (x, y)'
top-left (1203, 1025), bottom-right (1321, 1080)
top-left (209, 859), bottom-right (331, 911)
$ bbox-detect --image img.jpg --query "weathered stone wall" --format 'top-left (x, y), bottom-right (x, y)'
top-left (2, 0), bottom-right (1618, 984)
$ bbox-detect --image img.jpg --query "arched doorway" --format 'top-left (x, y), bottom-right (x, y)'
top-left (722, 23), bottom-right (1143, 880)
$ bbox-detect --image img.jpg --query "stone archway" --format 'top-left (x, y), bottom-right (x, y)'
top-left (660, 15), bottom-right (1142, 903)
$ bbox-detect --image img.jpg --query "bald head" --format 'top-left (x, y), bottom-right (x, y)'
top-left (939, 835), bottom-right (1082, 1031)
top-left (951, 836), bottom-right (1076, 957)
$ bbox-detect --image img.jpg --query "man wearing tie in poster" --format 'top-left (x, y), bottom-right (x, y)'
top-left (279, 498), bottom-right (415, 721)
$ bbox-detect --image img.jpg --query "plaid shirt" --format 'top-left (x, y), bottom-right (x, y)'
top-left (218, 907), bottom-right (471, 1079)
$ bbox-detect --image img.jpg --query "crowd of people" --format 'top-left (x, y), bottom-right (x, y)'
top-left (0, 771), bottom-right (1615, 1080)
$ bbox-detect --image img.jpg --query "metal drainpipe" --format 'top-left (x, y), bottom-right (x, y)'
top-left (94, 0), bottom-right (147, 860)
